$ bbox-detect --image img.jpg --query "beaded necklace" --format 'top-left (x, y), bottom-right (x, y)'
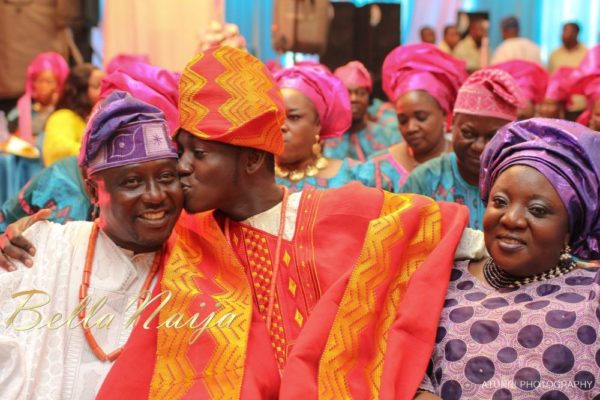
top-left (482, 256), bottom-right (576, 289)
top-left (78, 221), bottom-right (162, 361)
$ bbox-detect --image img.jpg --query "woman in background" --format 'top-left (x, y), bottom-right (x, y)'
top-left (0, 52), bottom-right (69, 204)
top-left (353, 44), bottom-right (467, 192)
top-left (274, 65), bottom-right (355, 192)
top-left (8, 52), bottom-right (69, 142)
top-left (323, 61), bottom-right (401, 161)
top-left (42, 63), bottom-right (105, 166)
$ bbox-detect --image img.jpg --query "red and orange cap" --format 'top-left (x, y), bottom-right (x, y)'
top-left (178, 46), bottom-right (286, 155)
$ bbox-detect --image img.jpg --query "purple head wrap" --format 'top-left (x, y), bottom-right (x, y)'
top-left (274, 65), bottom-right (351, 139)
top-left (382, 43), bottom-right (468, 113)
top-left (480, 118), bottom-right (600, 259)
top-left (79, 91), bottom-right (178, 175)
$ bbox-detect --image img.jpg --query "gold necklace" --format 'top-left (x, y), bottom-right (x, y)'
top-left (275, 156), bottom-right (328, 182)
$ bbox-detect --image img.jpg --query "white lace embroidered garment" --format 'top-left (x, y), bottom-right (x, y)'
top-left (0, 221), bottom-right (157, 400)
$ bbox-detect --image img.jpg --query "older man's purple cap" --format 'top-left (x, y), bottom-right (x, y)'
top-left (480, 118), bottom-right (600, 259)
top-left (79, 91), bottom-right (178, 175)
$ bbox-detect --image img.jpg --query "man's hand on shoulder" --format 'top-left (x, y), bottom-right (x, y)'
top-left (0, 209), bottom-right (51, 271)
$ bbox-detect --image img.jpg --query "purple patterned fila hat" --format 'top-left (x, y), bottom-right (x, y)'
top-left (79, 91), bottom-right (178, 175)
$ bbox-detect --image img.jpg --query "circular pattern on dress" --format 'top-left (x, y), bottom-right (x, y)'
top-left (542, 344), bottom-right (574, 374)
top-left (525, 300), bottom-right (550, 310)
top-left (577, 325), bottom-right (597, 345)
top-left (497, 347), bottom-right (518, 363)
top-left (536, 284), bottom-right (561, 296)
top-left (517, 325), bottom-right (543, 349)
top-left (464, 356), bottom-right (495, 384)
top-left (445, 339), bottom-right (467, 362)
top-left (470, 320), bottom-right (500, 344)
top-left (435, 326), bottom-right (447, 344)
top-left (449, 306), bottom-right (474, 323)
top-left (465, 291), bottom-right (487, 301)
top-left (565, 276), bottom-right (593, 286)
top-left (457, 280), bottom-right (474, 290)
top-left (444, 298), bottom-right (458, 308)
top-left (514, 293), bottom-right (533, 303)
top-left (482, 297), bottom-right (510, 309)
top-left (574, 370), bottom-right (596, 391)
top-left (502, 310), bottom-right (521, 324)
top-left (440, 380), bottom-right (462, 400)
top-left (596, 348), bottom-right (600, 368)
top-left (492, 388), bottom-right (512, 400)
top-left (540, 390), bottom-right (568, 400)
top-left (545, 310), bottom-right (576, 329)
top-left (450, 269), bottom-right (463, 281)
top-left (513, 367), bottom-right (541, 391)
top-left (555, 292), bottom-right (586, 303)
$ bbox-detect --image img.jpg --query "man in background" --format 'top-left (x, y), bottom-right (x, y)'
top-left (548, 22), bottom-right (587, 73)
top-left (548, 22), bottom-right (588, 118)
top-left (420, 26), bottom-right (436, 44)
top-left (454, 18), bottom-right (487, 73)
top-left (439, 25), bottom-right (460, 54)
top-left (491, 16), bottom-right (541, 65)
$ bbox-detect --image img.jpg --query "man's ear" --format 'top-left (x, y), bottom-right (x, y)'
top-left (82, 169), bottom-right (100, 204)
top-left (244, 148), bottom-right (268, 175)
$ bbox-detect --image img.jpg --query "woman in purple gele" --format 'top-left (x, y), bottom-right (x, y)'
top-left (416, 118), bottom-right (600, 400)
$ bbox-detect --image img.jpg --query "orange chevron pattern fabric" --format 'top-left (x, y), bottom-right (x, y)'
top-left (149, 212), bottom-right (253, 400)
top-left (318, 193), bottom-right (444, 398)
top-left (179, 46), bottom-right (286, 155)
top-left (366, 200), bottom-right (442, 398)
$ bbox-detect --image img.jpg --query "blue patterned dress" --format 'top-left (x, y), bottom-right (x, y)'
top-left (402, 153), bottom-right (484, 229)
top-left (0, 107), bottom-right (49, 204)
top-left (368, 98), bottom-right (399, 135)
top-left (323, 120), bottom-right (401, 162)
top-left (351, 150), bottom-right (409, 193)
top-left (0, 156), bottom-right (91, 233)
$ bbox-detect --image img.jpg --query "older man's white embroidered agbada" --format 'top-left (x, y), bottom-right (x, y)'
top-left (0, 221), bottom-right (157, 400)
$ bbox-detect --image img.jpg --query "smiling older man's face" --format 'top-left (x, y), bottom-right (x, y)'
top-left (89, 158), bottom-right (183, 253)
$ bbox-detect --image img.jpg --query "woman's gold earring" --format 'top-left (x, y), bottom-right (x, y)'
top-left (312, 134), bottom-right (322, 157)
